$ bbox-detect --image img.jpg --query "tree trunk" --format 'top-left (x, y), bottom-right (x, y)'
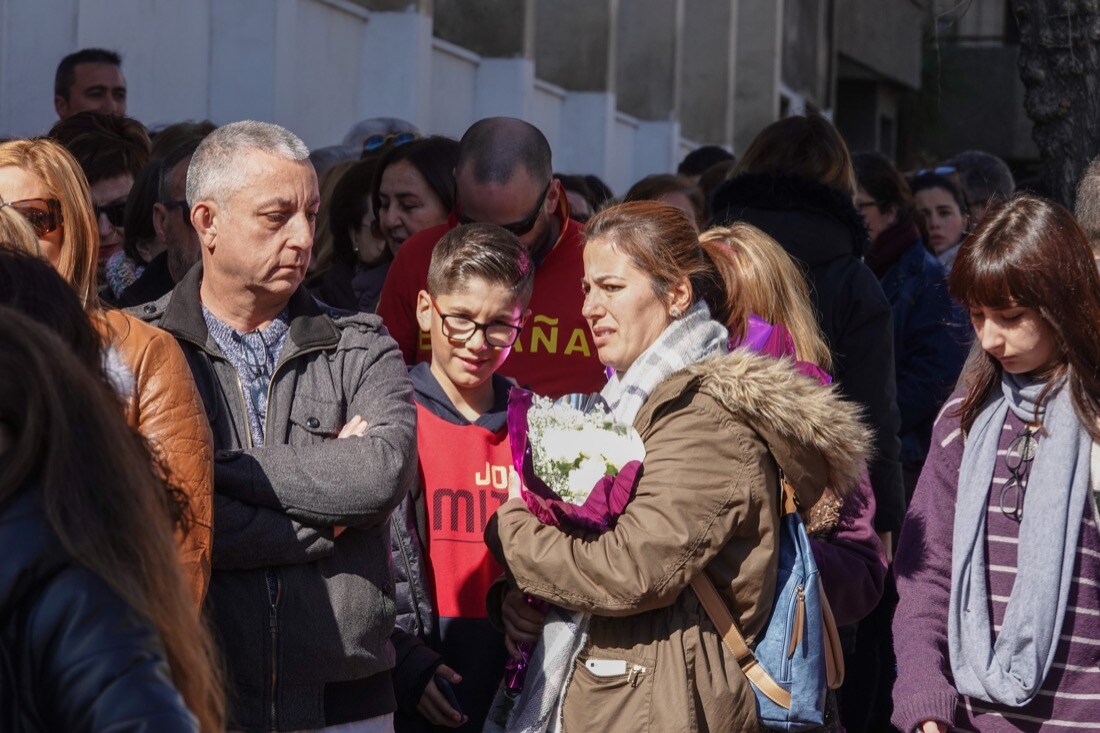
top-left (1014, 1), bottom-right (1100, 208)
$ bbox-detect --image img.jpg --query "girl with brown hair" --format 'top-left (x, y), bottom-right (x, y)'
top-left (892, 194), bottom-right (1100, 732)
top-left (0, 250), bottom-right (224, 731)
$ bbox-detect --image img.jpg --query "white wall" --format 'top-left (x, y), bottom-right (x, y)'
top-left (0, 0), bottom-right (692, 192)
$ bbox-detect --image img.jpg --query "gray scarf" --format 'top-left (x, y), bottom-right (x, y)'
top-left (602, 300), bottom-right (729, 426)
top-left (948, 373), bottom-right (1091, 706)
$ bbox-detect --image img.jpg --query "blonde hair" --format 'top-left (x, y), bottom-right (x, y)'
top-left (0, 206), bottom-right (42, 255)
top-left (700, 224), bottom-right (833, 371)
top-left (0, 139), bottom-right (100, 310)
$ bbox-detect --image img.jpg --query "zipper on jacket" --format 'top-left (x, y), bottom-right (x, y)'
top-left (392, 515), bottom-right (424, 637)
top-left (627, 664), bottom-right (647, 688)
top-left (268, 572), bottom-right (282, 731)
top-left (786, 585), bottom-right (806, 660)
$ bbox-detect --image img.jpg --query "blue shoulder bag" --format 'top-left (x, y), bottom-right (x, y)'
top-left (691, 478), bottom-right (844, 732)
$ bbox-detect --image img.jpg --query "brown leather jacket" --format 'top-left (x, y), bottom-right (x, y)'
top-left (486, 350), bottom-right (870, 733)
top-left (98, 308), bottom-right (213, 608)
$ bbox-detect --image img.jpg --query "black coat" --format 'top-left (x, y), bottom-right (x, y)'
top-left (0, 491), bottom-right (196, 732)
top-left (711, 172), bottom-right (906, 533)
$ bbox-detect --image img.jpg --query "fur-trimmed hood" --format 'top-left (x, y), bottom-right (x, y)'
top-left (642, 348), bottom-right (871, 506)
top-left (710, 172), bottom-right (871, 262)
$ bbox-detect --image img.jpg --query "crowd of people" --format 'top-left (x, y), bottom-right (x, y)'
top-left (0, 46), bottom-right (1098, 733)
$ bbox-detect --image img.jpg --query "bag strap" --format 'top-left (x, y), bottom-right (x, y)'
top-left (690, 477), bottom-right (847, 706)
top-left (690, 571), bottom-right (791, 709)
top-left (819, 577), bottom-right (845, 689)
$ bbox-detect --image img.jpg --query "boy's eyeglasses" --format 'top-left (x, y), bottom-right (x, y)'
top-left (0, 197), bottom-right (63, 237)
top-left (362, 131), bottom-right (418, 153)
top-left (430, 297), bottom-right (522, 348)
top-left (456, 178), bottom-right (552, 236)
top-left (999, 422), bottom-right (1040, 521)
top-left (94, 200), bottom-right (127, 229)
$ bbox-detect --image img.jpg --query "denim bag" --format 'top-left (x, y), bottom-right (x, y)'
top-left (692, 479), bottom-right (843, 732)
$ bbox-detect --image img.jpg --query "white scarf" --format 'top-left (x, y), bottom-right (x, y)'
top-left (603, 301), bottom-right (729, 426)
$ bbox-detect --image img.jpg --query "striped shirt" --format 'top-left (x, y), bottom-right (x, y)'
top-left (893, 391), bottom-right (1100, 733)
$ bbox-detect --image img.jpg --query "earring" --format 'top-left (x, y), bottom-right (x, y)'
top-left (670, 308), bottom-right (682, 319)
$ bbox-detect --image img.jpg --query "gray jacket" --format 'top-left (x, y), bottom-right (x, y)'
top-left (136, 265), bottom-right (417, 731)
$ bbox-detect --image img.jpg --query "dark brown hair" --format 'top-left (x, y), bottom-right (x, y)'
top-left (329, 158), bottom-right (382, 266)
top-left (584, 200), bottom-right (740, 330)
top-left (371, 136), bottom-right (459, 224)
top-left (0, 304), bottom-right (225, 730)
top-left (853, 151), bottom-right (914, 224)
top-left (949, 194), bottom-right (1100, 442)
top-left (623, 174), bottom-right (705, 228)
top-left (48, 111), bottom-right (150, 186)
top-left (427, 223), bottom-right (534, 303)
top-left (733, 111), bottom-right (856, 194)
top-left (54, 48), bottom-right (121, 100)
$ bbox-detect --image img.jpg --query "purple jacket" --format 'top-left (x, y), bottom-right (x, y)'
top-left (810, 471), bottom-right (887, 626)
top-left (892, 390), bottom-right (1100, 732)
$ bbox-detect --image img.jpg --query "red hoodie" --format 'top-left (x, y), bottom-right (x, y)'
top-left (376, 201), bottom-right (606, 399)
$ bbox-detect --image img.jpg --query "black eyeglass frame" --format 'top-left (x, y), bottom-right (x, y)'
top-left (455, 178), bottom-right (553, 236)
top-left (999, 422), bottom-right (1040, 522)
top-left (430, 297), bottom-right (523, 348)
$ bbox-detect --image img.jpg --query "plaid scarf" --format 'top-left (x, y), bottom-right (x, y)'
top-left (602, 301), bottom-right (729, 426)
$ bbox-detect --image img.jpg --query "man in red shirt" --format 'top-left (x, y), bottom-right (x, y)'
top-left (376, 117), bottom-right (605, 398)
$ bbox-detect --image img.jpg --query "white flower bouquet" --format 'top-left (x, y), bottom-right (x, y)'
top-left (506, 389), bottom-right (645, 532)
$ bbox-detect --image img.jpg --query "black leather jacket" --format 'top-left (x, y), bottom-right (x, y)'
top-left (0, 491), bottom-right (196, 732)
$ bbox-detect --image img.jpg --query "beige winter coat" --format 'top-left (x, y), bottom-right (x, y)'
top-left (486, 349), bottom-right (869, 733)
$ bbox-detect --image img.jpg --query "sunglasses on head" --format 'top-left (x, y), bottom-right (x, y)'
top-left (456, 178), bottom-right (552, 236)
top-left (917, 166), bottom-right (956, 177)
top-left (0, 197), bottom-right (64, 237)
top-left (94, 200), bottom-right (127, 229)
top-left (362, 131), bottom-right (418, 153)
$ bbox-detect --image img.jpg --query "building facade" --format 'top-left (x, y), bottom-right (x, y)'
top-left (1, 0), bottom-right (925, 192)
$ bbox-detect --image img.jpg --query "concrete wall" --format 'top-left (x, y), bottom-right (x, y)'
top-left (0, 0), bottom-right (928, 190)
top-left (835, 0), bottom-right (923, 88)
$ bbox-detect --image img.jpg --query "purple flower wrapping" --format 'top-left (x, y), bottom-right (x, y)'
top-left (506, 387), bottom-right (643, 533)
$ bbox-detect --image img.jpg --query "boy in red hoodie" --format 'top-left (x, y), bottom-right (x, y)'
top-left (390, 223), bottom-right (533, 732)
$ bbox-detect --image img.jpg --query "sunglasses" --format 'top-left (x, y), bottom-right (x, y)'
top-left (916, 166), bottom-right (956, 177)
top-left (362, 131), bottom-right (418, 153)
top-left (94, 200), bottom-right (127, 229)
top-left (456, 178), bottom-right (552, 236)
top-left (0, 197), bottom-right (64, 237)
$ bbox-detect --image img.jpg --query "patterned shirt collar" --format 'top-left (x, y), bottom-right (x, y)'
top-left (201, 305), bottom-right (291, 446)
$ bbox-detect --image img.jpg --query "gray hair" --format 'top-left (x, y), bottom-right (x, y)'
top-left (945, 150), bottom-right (1015, 206)
top-left (186, 120), bottom-right (310, 206)
top-left (1075, 156), bottom-right (1100, 255)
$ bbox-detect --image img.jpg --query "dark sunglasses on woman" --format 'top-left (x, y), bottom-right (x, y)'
top-left (0, 197), bottom-right (64, 238)
top-left (94, 200), bottom-right (127, 229)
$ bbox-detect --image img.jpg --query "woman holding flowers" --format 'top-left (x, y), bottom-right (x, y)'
top-left (485, 201), bottom-right (871, 732)
top-left (891, 195), bottom-right (1100, 733)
